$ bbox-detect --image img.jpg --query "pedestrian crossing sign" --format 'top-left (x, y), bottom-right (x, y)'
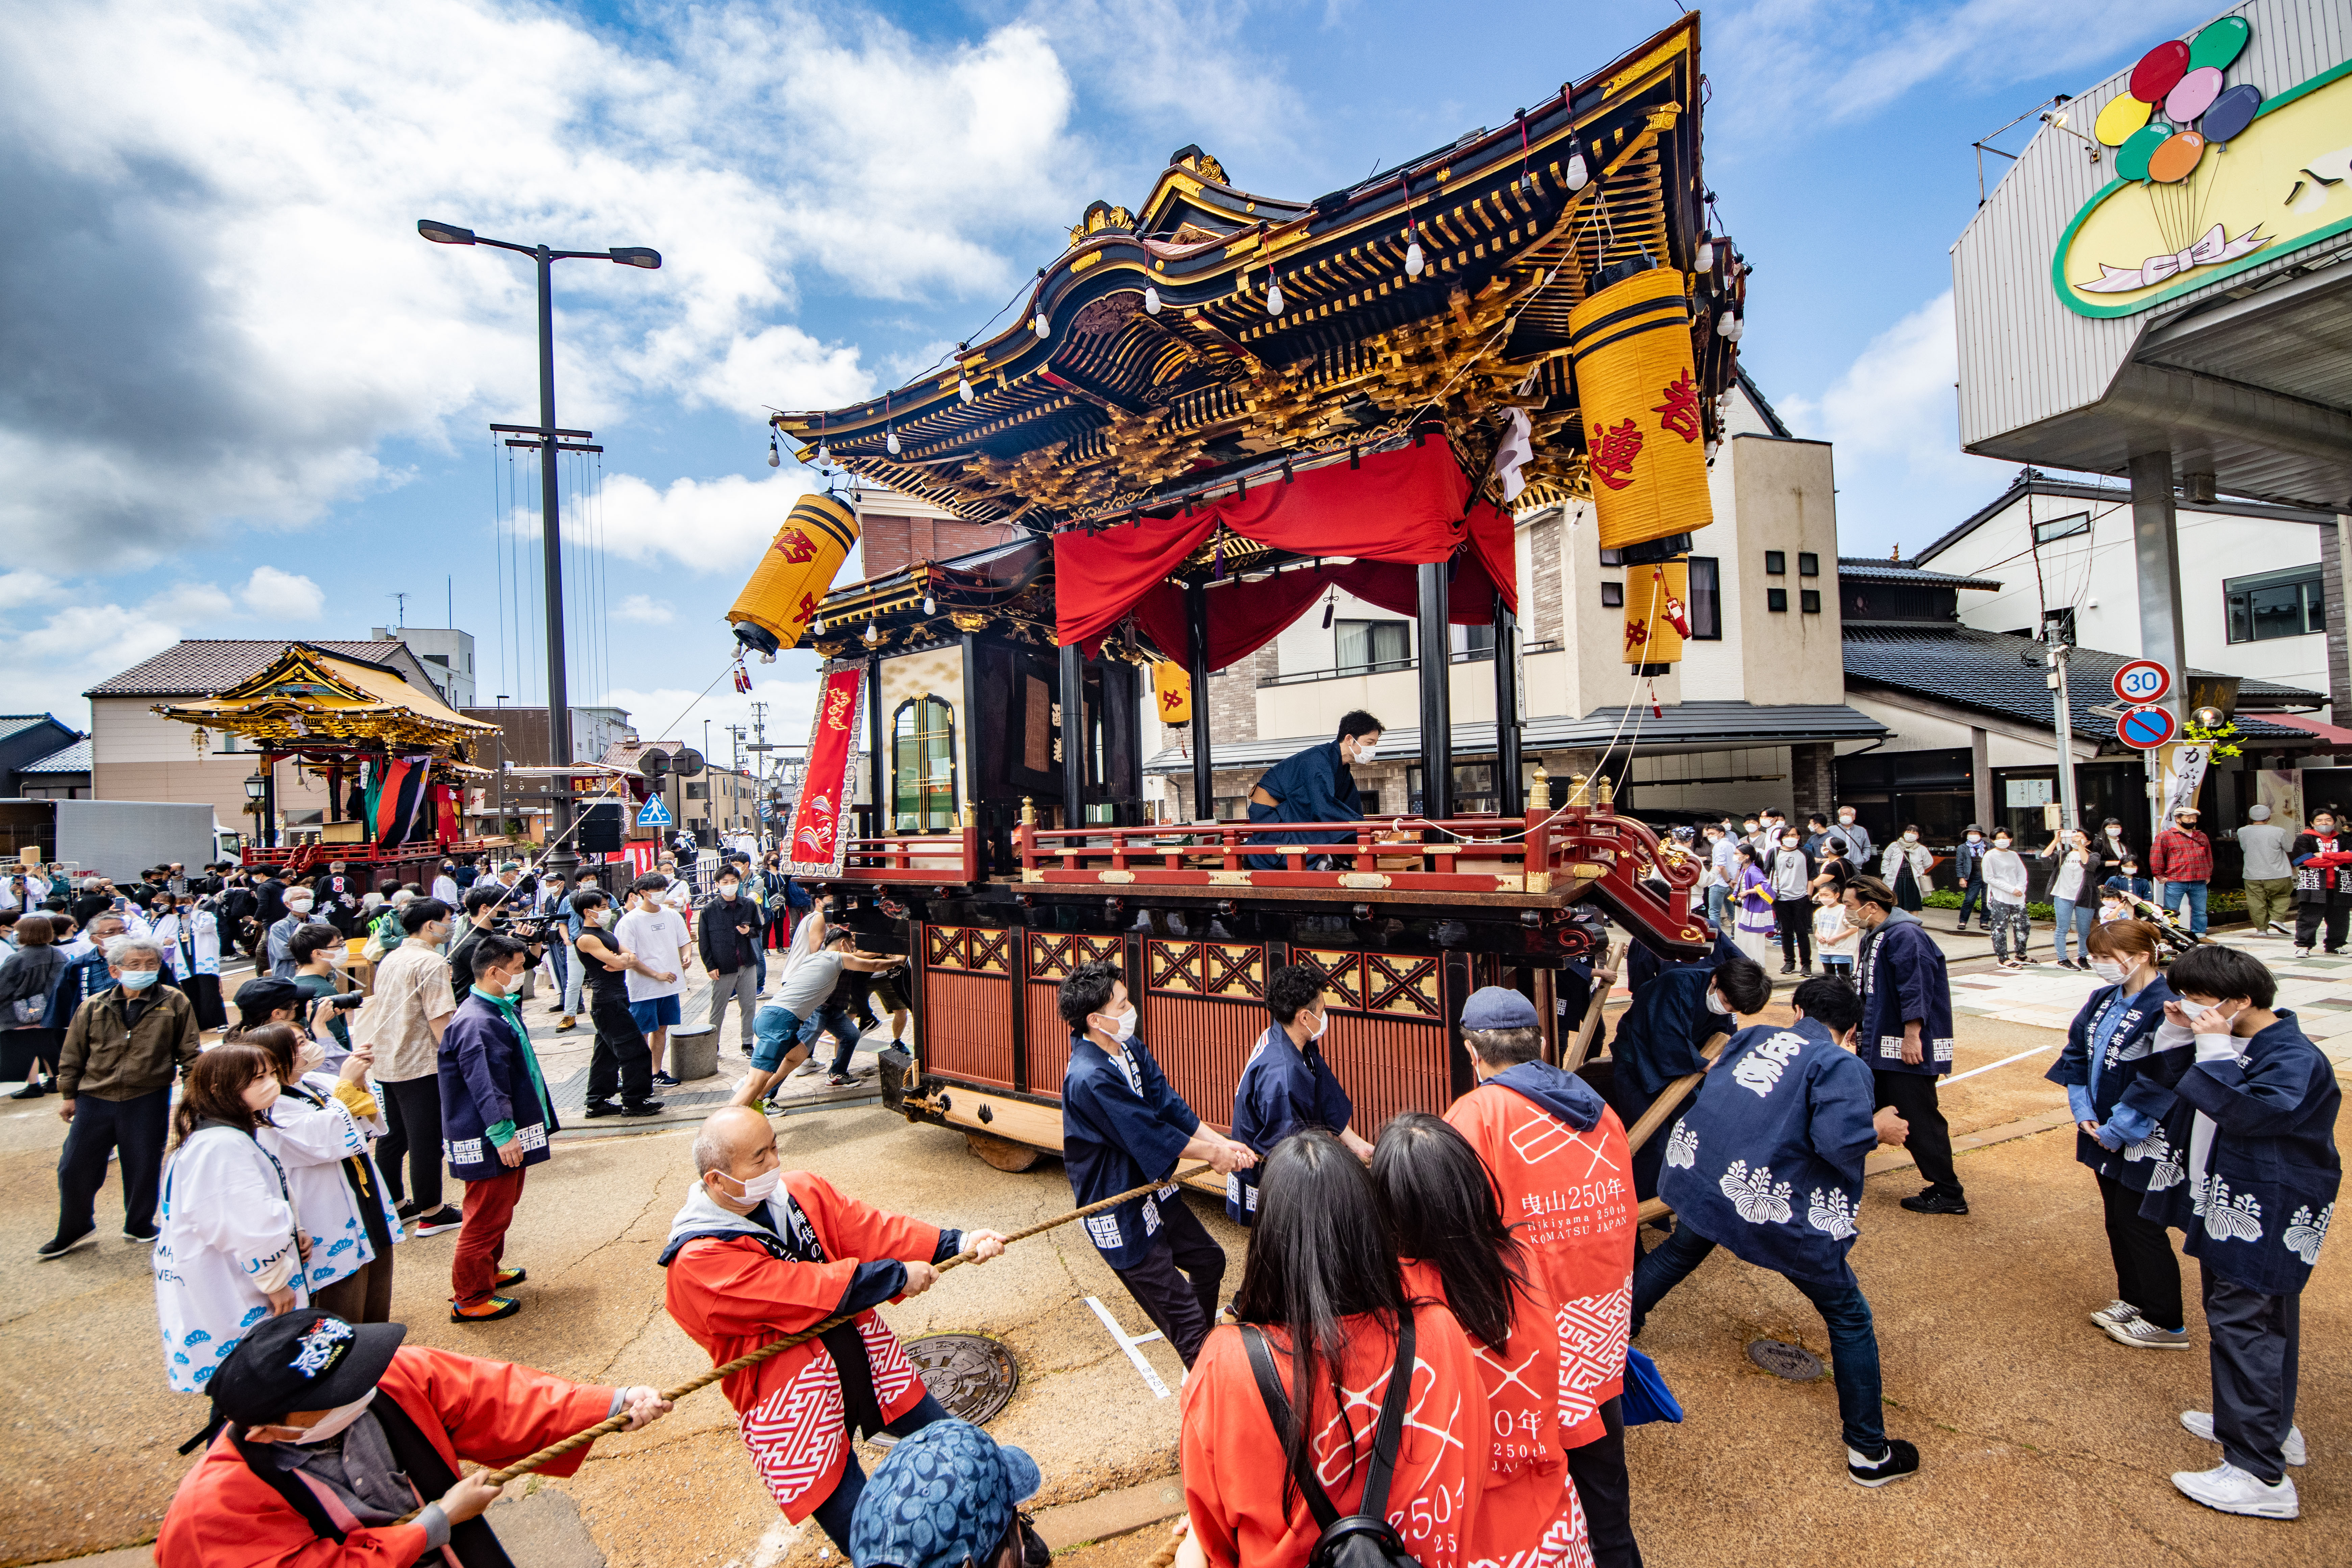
top-left (634, 794), bottom-right (673, 828)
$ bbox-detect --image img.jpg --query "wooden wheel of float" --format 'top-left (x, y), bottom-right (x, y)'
top-left (964, 1130), bottom-right (1047, 1172)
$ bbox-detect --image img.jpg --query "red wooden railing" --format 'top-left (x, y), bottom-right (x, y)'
top-left (838, 825), bottom-right (981, 883)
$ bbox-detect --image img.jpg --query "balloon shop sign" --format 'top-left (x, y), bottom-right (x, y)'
top-left (2053, 17), bottom-right (2352, 318)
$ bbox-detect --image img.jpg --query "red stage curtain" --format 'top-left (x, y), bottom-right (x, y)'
top-left (1130, 572), bottom-right (1329, 674)
top-left (1055, 442), bottom-right (1490, 650)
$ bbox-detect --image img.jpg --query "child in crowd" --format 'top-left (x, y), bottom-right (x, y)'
top-left (2098, 889), bottom-right (2132, 926)
top-left (1813, 885), bottom-right (1857, 977)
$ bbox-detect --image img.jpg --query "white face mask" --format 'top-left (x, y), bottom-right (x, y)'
top-left (1966, 832), bottom-right (1981, 842)
top-left (285, 897), bottom-right (314, 913)
top-left (1352, 737), bottom-right (1377, 763)
top-left (2090, 959), bottom-right (2126, 984)
top-left (1993, 838), bottom-right (2011, 850)
top-left (289, 1389), bottom-right (377, 1445)
top-left (1781, 838), bottom-right (1799, 851)
top-left (295, 1038), bottom-right (326, 1076)
top-left (1838, 813), bottom-right (1855, 824)
top-left (1308, 1008), bottom-right (1329, 1041)
top-left (2176, 999), bottom-right (2215, 1023)
top-left (1097, 1006), bottom-right (1138, 1043)
top-left (1903, 831), bottom-right (1919, 843)
top-left (721, 1166), bottom-right (782, 1205)
top-left (718, 882), bottom-right (740, 897)
top-left (1705, 988), bottom-right (1734, 1016)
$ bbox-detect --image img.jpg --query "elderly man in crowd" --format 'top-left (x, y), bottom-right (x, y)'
top-left (39, 935), bottom-right (202, 1259)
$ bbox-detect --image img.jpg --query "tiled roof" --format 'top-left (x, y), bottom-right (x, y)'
top-left (1842, 623), bottom-right (2324, 742)
top-left (20, 738), bottom-right (91, 774)
top-left (84, 640), bottom-right (421, 698)
top-left (1835, 558), bottom-right (2003, 592)
top-left (0, 715), bottom-right (66, 744)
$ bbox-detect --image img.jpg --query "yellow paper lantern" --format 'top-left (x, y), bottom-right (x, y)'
top-left (1567, 266), bottom-right (1714, 552)
top-left (728, 493), bottom-right (861, 654)
top-left (1622, 560), bottom-right (1690, 665)
top-left (1152, 661), bottom-right (1193, 725)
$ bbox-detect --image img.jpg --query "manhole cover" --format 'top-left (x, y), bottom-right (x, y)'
top-left (904, 1333), bottom-right (1020, 1425)
top-left (1746, 1339), bottom-right (1824, 1381)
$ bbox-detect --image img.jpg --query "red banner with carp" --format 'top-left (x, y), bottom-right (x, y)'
top-left (786, 666), bottom-right (865, 879)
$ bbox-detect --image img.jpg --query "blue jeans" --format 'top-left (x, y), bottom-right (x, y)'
top-left (1956, 877), bottom-right (1984, 927)
top-left (806, 1391), bottom-right (951, 1552)
top-left (2160, 879), bottom-right (2208, 935)
top-left (799, 1003), bottom-right (864, 1076)
top-left (2051, 897), bottom-right (2096, 962)
top-left (1633, 1223), bottom-right (1884, 1454)
top-left (1705, 883), bottom-right (1729, 930)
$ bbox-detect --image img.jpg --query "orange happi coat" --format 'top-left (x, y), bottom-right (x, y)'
top-left (1400, 1260), bottom-right (1592, 1568)
top-left (1446, 1081), bottom-right (1636, 1448)
top-left (1180, 1301), bottom-right (1489, 1568)
top-left (661, 1170), bottom-right (943, 1521)
top-left (155, 1346), bottom-right (614, 1568)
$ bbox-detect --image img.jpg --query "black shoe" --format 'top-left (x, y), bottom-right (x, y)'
top-left (1848, 1438), bottom-right (1921, 1487)
top-left (582, 1100), bottom-right (620, 1119)
top-left (410, 1207), bottom-right (465, 1237)
top-left (394, 1200), bottom-right (420, 1222)
top-left (621, 1100), bottom-right (664, 1117)
top-left (123, 1225), bottom-right (161, 1244)
top-left (1901, 1189), bottom-right (1970, 1216)
top-left (36, 1227), bottom-right (96, 1260)
top-left (10, 1078), bottom-right (49, 1100)
top-left (1781, 963), bottom-right (1796, 975)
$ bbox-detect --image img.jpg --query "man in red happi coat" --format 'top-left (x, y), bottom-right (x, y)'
top-left (661, 1106), bottom-right (1008, 1555)
top-left (158, 1309), bottom-right (670, 1568)
top-left (1445, 987), bottom-right (1641, 1568)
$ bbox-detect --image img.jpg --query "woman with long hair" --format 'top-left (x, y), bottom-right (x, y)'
top-left (240, 1021), bottom-right (404, 1323)
top-left (1373, 1113), bottom-right (1589, 1568)
top-left (1731, 843), bottom-right (1776, 965)
top-left (1179, 1128), bottom-right (1488, 1568)
top-left (152, 1043), bottom-right (308, 1391)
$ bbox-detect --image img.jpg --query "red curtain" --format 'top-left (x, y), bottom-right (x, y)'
top-left (1054, 441), bottom-right (1504, 652)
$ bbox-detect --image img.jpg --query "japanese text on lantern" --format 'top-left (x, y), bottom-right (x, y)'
top-left (774, 529), bottom-right (818, 564)
top-left (1653, 370), bottom-right (1701, 444)
top-left (1589, 418), bottom-right (1644, 491)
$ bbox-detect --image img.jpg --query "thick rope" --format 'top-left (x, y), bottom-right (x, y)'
top-left (399, 1162), bottom-right (1213, 1514)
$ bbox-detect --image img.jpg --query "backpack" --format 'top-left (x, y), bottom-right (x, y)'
top-left (1242, 1316), bottom-right (1421, 1568)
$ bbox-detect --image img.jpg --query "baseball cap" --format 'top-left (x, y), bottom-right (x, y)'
top-left (233, 976), bottom-right (304, 1020)
top-left (183, 1310), bottom-right (405, 1449)
top-left (1461, 985), bottom-right (1539, 1031)
top-left (850, 1419), bottom-right (1041, 1568)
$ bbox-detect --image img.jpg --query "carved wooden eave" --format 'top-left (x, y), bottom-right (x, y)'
top-left (772, 15), bottom-right (1737, 533)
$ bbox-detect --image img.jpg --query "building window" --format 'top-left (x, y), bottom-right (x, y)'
top-left (1336, 619), bottom-right (1411, 673)
top-left (1801, 589), bottom-right (1821, 614)
top-left (1358, 791), bottom-right (1381, 816)
top-left (2034, 511), bottom-right (2091, 544)
top-left (1798, 552), bottom-right (1820, 577)
top-left (1600, 582), bottom-right (1624, 608)
top-left (2226, 566), bottom-right (2325, 643)
top-left (1686, 557), bottom-right (1721, 639)
top-left (684, 782), bottom-right (708, 800)
top-left (891, 695), bottom-right (957, 831)
top-left (1406, 765), bottom-right (1495, 815)
top-left (1214, 794), bottom-right (1247, 822)
top-left (1767, 587), bottom-right (1788, 613)
top-left (1453, 623), bottom-right (1496, 657)
top-left (1599, 547), bottom-right (1624, 566)
top-left (1764, 550), bottom-right (1786, 575)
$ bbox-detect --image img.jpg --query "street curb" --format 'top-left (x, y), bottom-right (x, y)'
top-left (1033, 1474), bottom-right (1187, 1551)
top-left (1863, 1106), bottom-right (2075, 1181)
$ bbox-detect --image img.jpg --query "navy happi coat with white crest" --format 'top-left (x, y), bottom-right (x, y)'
top-left (1656, 1016), bottom-right (1880, 1288)
top-left (2045, 975), bottom-right (2191, 1190)
top-left (1061, 1032), bottom-right (1201, 1270)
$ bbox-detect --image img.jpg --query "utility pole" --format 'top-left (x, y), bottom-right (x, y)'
top-left (2043, 613), bottom-right (2080, 836)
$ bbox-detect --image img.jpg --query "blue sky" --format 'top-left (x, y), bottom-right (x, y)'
top-left (1, 0), bottom-right (2223, 743)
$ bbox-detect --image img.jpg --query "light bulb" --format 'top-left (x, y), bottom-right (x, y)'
top-left (1695, 237), bottom-right (1714, 272)
top-left (1265, 277), bottom-right (1284, 316)
top-left (817, 441), bottom-right (831, 464)
top-left (1725, 314), bottom-right (1745, 342)
top-left (1143, 284), bottom-right (1160, 315)
top-left (1718, 310), bottom-right (1735, 338)
top-left (766, 436), bottom-right (780, 468)
top-left (811, 615), bottom-right (825, 634)
top-left (958, 375), bottom-right (974, 403)
top-left (1404, 238), bottom-right (1424, 278)
top-left (863, 621), bottom-right (881, 645)
top-left (1033, 311), bottom-right (1049, 339)
top-left (886, 426), bottom-right (901, 456)
top-left (1565, 149), bottom-right (1590, 191)
top-left (922, 596), bottom-right (936, 615)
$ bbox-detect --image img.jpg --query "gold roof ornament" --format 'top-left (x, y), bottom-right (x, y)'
top-left (152, 643), bottom-right (495, 754)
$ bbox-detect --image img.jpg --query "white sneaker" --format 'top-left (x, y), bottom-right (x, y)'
top-left (2103, 1317), bottom-right (2191, 1350)
top-left (2292, 947), bottom-right (2311, 958)
top-left (2181, 1409), bottom-right (2305, 1467)
top-left (2089, 1299), bottom-right (2139, 1329)
top-left (2170, 1461), bottom-right (2297, 1519)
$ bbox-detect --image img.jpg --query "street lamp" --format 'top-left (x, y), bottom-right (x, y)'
top-left (243, 774), bottom-right (266, 801)
top-left (419, 218), bottom-right (661, 881)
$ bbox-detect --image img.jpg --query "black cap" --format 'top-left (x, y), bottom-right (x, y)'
top-left (233, 976), bottom-right (303, 1019)
top-left (183, 1311), bottom-right (406, 1450)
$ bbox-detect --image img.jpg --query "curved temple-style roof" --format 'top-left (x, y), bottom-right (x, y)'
top-left (774, 16), bottom-right (1735, 539)
top-left (154, 643), bottom-right (496, 755)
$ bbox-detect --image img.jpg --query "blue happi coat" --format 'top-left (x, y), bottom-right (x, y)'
top-left (1243, 740), bottom-right (1361, 869)
top-left (437, 990), bottom-right (559, 1181)
top-left (1226, 1023), bottom-right (1355, 1223)
top-left (2137, 1013), bottom-right (2341, 1296)
top-left (1061, 1033), bottom-right (1201, 1270)
top-left (2045, 975), bottom-right (2191, 1190)
top-left (1657, 1017), bottom-right (1880, 1288)
top-left (1855, 911), bottom-right (1954, 1077)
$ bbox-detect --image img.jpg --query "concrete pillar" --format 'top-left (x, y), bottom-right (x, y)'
top-left (2129, 450), bottom-right (2186, 841)
top-left (1971, 727), bottom-right (1995, 830)
top-left (1789, 742), bottom-right (1835, 820)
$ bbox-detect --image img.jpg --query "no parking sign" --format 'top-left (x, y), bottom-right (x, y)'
top-left (2117, 705), bottom-right (2178, 750)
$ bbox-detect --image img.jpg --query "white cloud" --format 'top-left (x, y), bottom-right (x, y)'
top-left (615, 594), bottom-right (677, 626)
top-left (1777, 289), bottom-right (2018, 554)
top-left (598, 470), bottom-right (820, 573)
top-left (142, 582), bottom-right (239, 624)
top-left (0, 571), bottom-right (60, 611)
top-left (605, 671), bottom-right (821, 756)
top-left (240, 565), bottom-right (325, 621)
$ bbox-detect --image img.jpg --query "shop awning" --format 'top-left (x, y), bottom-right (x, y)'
top-left (2254, 712), bottom-right (2352, 752)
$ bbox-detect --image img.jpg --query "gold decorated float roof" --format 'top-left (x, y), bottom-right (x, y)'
top-left (154, 643), bottom-right (497, 754)
top-left (773, 16), bottom-right (1735, 534)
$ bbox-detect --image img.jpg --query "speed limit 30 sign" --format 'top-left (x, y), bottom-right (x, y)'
top-left (2112, 659), bottom-right (2172, 707)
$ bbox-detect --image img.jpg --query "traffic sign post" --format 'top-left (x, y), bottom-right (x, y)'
top-left (635, 793), bottom-right (674, 828)
top-left (2117, 705), bottom-right (2178, 751)
top-left (2112, 660), bottom-right (2172, 708)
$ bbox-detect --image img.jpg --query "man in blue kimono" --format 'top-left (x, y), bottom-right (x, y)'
top-left (1226, 966), bottom-right (1370, 1223)
top-left (1243, 710), bottom-right (1381, 869)
top-left (1057, 960), bottom-right (1255, 1366)
top-left (1604, 952), bottom-right (1769, 1202)
top-left (2148, 945), bottom-right (2339, 1521)
top-left (1636, 977), bottom-right (1918, 1487)
top-left (438, 934), bottom-right (556, 1323)
top-left (1844, 876), bottom-right (1964, 1216)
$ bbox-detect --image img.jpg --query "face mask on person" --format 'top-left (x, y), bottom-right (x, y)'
top-left (1352, 736), bottom-right (1377, 763)
top-left (1095, 1005), bottom-right (1138, 1043)
top-left (1705, 987), bottom-right (1734, 1016)
top-left (1966, 832), bottom-right (1981, 843)
top-left (1742, 822), bottom-right (1758, 836)
top-left (2176, 998), bottom-right (2215, 1023)
top-left (118, 967), bottom-right (160, 991)
top-left (2090, 958), bottom-right (2126, 984)
top-left (593, 909), bottom-right (616, 928)
top-left (480, 969), bottom-right (518, 998)
top-left (1308, 1007), bottom-right (1329, 1041)
top-left (285, 896), bottom-right (314, 914)
top-left (1838, 812), bottom-right (1855, 824)
top-left (718, 881), bottom-right (740, 898)
top-left (1993, 836), bottom-right (2011, 850)
top-left (1903, 831), bottom-right (1919, 843)
top-left (720, 1166), bottom-right (782, 1205)
top-left (288, 1390), bottom-right (378, 1445)
top-left (295, 1037), bottom-right (326, 1076)
top-left (1781, 836), bottom-right (1799, 851)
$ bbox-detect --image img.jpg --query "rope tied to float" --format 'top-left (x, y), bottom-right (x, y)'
top-left (392, 1161), bottom-right (1215, 1518)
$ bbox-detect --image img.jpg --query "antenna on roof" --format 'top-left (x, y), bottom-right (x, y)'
top-left (388, 591), bottom-right (409, 628)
